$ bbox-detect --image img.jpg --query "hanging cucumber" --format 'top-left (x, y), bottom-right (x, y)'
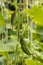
top-left (20, 36), bottom-right (31, 55)
top-left (11, 11), bottom-right (16, 29)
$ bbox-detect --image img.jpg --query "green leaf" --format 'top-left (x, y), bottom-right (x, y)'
top-left (1, 52), bottom-right (10, 61)
top-left (32, 5), bottom-right (43, 26)
top-left (25, 59), bottom-right (36, 65)
top-left (24, 5), bottom-right (43, 26)
top-left (0, 11), bottom-right (6, 27)
top-left (33, 26), bottom-right (43, 35)
top-left (25, 59), bottom-right (43, 65)
top-left (24, 9), bottom-right (32, 18)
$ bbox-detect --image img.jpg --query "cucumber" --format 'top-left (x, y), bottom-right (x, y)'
top-left (20, 36), bottom-right (31, 55)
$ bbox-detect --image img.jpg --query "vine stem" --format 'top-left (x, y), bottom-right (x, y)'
top-left (0, 0), bottom-right (4, 41)
top-left (14, 44), bottom-right (19, 65)
top-left (5, 0), bottom-right (8, 43)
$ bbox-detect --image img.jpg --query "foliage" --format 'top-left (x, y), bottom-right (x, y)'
top-left (0, 0), bottom-right (43, 65)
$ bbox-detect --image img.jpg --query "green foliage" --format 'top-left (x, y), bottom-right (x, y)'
top-left (25, 59), bottom-right (43, 65)
top-left (0, 0), bottom-right (43, 65)
top-left (0, 11), bottom-right (6, 27)
top-left (24, 4), bottom-right (43, 26)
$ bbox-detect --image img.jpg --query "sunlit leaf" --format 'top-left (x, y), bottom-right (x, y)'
top-left (0, 11), bottom-right (6, 27)
top-left (25, 59), bottom-right (43, 65)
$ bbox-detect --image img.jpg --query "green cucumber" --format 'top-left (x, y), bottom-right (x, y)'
top-left (20, 36), bottom-right (31, 55)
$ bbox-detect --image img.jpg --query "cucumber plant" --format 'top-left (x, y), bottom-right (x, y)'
top-left (0, 0), bottom-right (43, 65)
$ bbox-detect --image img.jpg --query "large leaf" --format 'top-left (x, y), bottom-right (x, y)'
top-left (0, 37), bottom-right (19, 52)
top-left (32, 26), bottom-right (43, 35)
top-left (25, 59), bottom-right (43, 65)
top-left (32, 5), bottom-right (43, 26)
top-left (24, 5), bottom-right (43, 26)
